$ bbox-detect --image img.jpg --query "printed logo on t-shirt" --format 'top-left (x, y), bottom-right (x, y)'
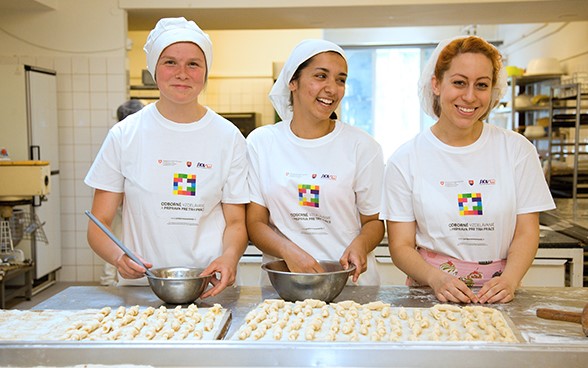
top-left (173, 173), bottom-right (196, 196)
top-left (458, 193), bottom-right (483, 215)
top-left (298, 184), bottom-right (319, 208)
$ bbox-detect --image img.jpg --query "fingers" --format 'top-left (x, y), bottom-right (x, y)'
top-left (432, 275), bottom-right (478, 304)
top-left (116, 254), bottom-right (151, 279)
top-left (477, 278), bottom-right (515, 304)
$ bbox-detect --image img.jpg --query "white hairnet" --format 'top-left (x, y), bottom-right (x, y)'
top-left (143, 17), bottom-right (212, 82)
top-left (269, 39), bottom-right (347, 122)
top-left (418, 35), bottom-right (507, 120)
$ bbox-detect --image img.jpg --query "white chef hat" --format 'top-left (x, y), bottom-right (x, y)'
top-left (143, 17), bottom-right (213, 82)
top-left (418, 35), bottom-right (507, 120)
top-left (269, 39), bottom-right (347, 122)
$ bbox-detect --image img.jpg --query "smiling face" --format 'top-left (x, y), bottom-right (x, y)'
top-left (289, 51), bottom-right (347, 123)
top-left (431, 52), bottom-right (494, 130)
top-left (155, 42), bottom-right (207, 108)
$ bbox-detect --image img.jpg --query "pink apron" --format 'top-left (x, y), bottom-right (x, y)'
top-left (407, 248), bottom-right (506, 287)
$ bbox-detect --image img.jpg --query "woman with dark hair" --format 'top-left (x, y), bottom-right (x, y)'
top-left (247, 39), bottom-right (385, 285)
top-left (381, 36), bottom-right (555, 304)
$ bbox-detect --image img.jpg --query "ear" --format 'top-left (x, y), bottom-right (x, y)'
top-left (431, 76), bottom-right (441, 96)
top-left (288, 79), bottom-right (298, 93)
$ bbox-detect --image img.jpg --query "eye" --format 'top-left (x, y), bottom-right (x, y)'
top-left (315, 73), bottom-right (327, 79)
top-left (337, 77), bottom-right (347, 85)
top-left (476, 82), bottom-right (490, 90)
top-left (452, 80), bottom-right (466, 87)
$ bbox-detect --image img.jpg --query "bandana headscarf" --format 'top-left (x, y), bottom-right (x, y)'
top-left (269, 39), bottom-right (347, 122)
top-left (418, 35), bottom-right (507, 120)
top-left (143, 17), bottom-right (213, 82)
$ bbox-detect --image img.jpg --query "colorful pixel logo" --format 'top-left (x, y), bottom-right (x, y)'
top-left (173, 173), bottom-right (196, 196)
top-left (299, 184), bottom-right (319, 208)
top-left (458, 193), bottom-right (482, 215)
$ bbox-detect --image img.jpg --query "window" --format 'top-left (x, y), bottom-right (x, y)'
top-left (340, 46), bottom-right (435, 161)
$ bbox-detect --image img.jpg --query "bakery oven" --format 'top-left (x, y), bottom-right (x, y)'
top-left (219, 112), bottom-right (260, 137)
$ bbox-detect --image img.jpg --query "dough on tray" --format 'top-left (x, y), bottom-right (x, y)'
top-left (0, 304), bottom-right (228, 342)
top-left (233, 299), bottom-right (518, 343)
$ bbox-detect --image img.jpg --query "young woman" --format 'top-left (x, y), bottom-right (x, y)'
top-left (381, 36), bottom-right (555, 304)
top-left (85, 17), bottom-right (249, 298)
top-left (247, 39), bottom-right (385, 285)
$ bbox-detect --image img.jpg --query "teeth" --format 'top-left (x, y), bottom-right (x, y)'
top-left (458, 106), bottom-right (475, 113)
top-left (317, 98), bottom-right (333, 105)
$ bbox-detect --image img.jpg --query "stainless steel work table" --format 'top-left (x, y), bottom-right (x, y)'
top-left (2, 285), bottom-right (587, 367)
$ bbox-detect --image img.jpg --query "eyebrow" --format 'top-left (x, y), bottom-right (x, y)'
top-left (450, 73), bottom-right (491, 81)
top-left (314, 67), bottom-right (348, 78)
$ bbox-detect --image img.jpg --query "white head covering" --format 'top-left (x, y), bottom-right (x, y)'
top-left (418, 35), bottom-right (507, 120)
top-left (269, 39), bottom-right (347, 122)
top-left (143, 17), bottom-right (213, 82)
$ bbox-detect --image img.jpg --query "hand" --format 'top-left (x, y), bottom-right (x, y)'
top-left (198, 254), bottom-right (238, 299)
top-left (114, 253), bottom-right (152, 279)
top-left (283, 247), bottom-right (325, 274)
top-left (429, 271), bottom-right (479, 304)
top-left (476, 276), bottom-right (517, 304)
top-left (340, 242), bottom-right (368, 283)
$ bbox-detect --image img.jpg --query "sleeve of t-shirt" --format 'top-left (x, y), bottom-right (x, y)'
top-left (379, 150), bottom-right (416, 222)
top-left (84, 127), bottom-right (125, 193)
top-left (221, 134), bottom-right (250, 204)
top-left (355, 140), bottom-right (385, 216)
top-left (246, 130), bottom-right (266, 207)
top-left (514, 138), bottom-right (556, 214)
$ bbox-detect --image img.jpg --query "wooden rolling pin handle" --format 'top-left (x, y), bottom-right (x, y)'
top-left (536, 308), bottom-right (582, 324)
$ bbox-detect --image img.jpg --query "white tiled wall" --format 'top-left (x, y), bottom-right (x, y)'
top-left (1, 53), bottom-right (128, 283)
top-left (203, 77), bottom-right (276, 126)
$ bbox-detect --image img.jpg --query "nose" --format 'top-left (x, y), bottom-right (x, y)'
top-left (176, 65), bottom-right (189, 79)
top-left (462, 85), bottom-right (476, 102)
top-left (324, 77), bottom-right (338, 95)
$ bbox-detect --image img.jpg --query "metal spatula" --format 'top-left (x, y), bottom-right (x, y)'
top-left (84, 210), bottom-right (155, 278)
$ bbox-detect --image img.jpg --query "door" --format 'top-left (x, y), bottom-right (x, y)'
top-left (26, 66), bottom-right (62, 279)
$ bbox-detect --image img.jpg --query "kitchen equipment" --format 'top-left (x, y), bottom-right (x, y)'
top-left (0, 64), bottom-right (61, 282)
top-left (505, 65), bottom-right (524, 77)
top-left (84, 210), bottom-right (155, 278)
top-left (0, 161), bottom-right (50, 200)
top-left (536, 304), bottom-right (588, 336)
top-left (147, 266), bottom-right (212, 304)
top-left (524, 125), bottom-right (546, 139)
top-left (514, 94), bottom-right (533, 108)
top-left (262, 260), bottom-right (355, 302)
top-left (525, 57), bottom-right (563, 76)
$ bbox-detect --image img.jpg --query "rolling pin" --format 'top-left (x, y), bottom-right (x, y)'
top-left (536, 304), bottom-right (588, 337)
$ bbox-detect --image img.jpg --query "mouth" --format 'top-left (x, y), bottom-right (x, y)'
top-left (456, 105), bottom-right (477, 114)
top-left (317, 97), bottom-right (335, 106)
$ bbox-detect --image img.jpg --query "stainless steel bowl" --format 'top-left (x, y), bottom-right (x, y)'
top-left (147, 267), bottom-right (212, 304)
top-left (262, 260), bottom-right (355, 302)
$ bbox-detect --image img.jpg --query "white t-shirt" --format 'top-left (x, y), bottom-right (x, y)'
top-left (85, 103), bottom-right (249, 285)
top-left (247, 120), bottom-right (384, 285)
top-left (380, 123), bottom-right (555, 262)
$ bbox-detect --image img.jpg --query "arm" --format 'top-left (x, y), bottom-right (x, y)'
top-left (246, 202), bottom-right (324, 273)
top-left (387, 220), bottom-right (478, 303)
top-left (87, 189), bottom-right (152, 279)
top-left (477, 212), bottom-right (540, 304)
top-left (200, 203), bottom-right (248, 298)
top-left (340, 214), bottom-right (384, 282)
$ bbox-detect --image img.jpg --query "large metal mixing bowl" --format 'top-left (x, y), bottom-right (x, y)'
top-left (262, 260), bottom-right (355, 302)
top-left (147, 267), bottom-right (212, 304)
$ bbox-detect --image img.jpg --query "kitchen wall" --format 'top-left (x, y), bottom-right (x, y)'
top-left (128, 29), bottom-right (322, 126)
top-left (0, 0), bottom-right (586, 282)
top-left (0, 0), bottom-right (127, 282)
